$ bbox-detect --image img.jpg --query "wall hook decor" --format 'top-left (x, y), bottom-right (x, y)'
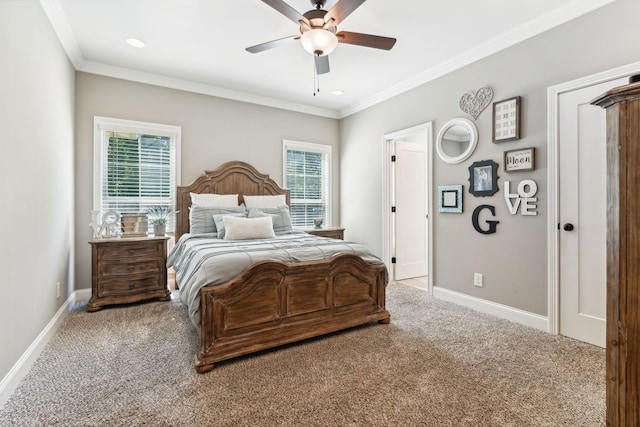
top-left (459, 86), bottom-right (493, 119)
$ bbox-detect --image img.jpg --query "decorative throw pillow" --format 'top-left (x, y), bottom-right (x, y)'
top-left (190, 193), bottom-right (239, 207)
top-left (213, 213), bottom-right (247, 239)
top-left (223, 216), bottom-right (276, 240)
top-left (189, 205), bottom-right (246, 234)
top-left (246, 206), bottom-right (293, 234)
top-left (243, 194), bottom-right (287, 208)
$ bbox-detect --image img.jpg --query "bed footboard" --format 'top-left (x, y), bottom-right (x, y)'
top-left (195, 253), bottom-right (389, 373)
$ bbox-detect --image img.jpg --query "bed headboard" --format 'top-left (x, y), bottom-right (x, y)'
top-left (175, 161), bottom-right (290, 241)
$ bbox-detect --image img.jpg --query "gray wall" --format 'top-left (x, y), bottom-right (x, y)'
top-left (340, 0), bottom-right (640, 316)
top-left (74, 73), bottom-right (340, 290)
top-left (0, 1), bottom-right (75, 381)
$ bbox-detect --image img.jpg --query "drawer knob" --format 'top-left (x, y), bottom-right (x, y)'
top-left (127, 265), bottom-right (135, 272)
top-left (128, 250), bottom-right (135, 256)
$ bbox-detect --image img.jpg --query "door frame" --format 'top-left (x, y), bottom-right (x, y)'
top-left (546, 61), bottom-right (640, 335)
top-left (382, 121), bottom-right (433, 293)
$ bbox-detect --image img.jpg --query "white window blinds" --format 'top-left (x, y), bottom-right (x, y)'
top-left (94, 117), bottom-right (181, 232)
top-left (283, 140), bottom-right (331, 228)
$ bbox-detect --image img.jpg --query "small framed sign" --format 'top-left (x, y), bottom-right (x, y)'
top-left (493, 96), bottom-right (521, 142)
top-left (438, 185), bottom-right (463, 213)
top-left (504, 147), bottom-right (535, 172)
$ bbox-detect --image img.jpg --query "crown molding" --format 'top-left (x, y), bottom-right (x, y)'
top-left (41, 0), bottom-right (616, 119)
top-left (78, 61), bottom-right (339, 119)
top-left (39, 0), bottom-right (83, 68)
top-left (338, 0), bottom-right (617, 118)
top-left (40, 0), bottom-right (337, 118)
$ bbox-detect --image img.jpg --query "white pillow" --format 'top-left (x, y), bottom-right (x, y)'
top-left (243, 194), bottom-right (286, 208)
top-left (223, 215), bottom-right (276, 240)
top-left (212, 213), bottom-right (246, 239)
top-left (190, 193), bottom-right (238, 207)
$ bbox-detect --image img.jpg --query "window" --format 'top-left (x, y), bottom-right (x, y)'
top-left (94, 117), bottom-right (181, 232)
top-left (283, 140), bottom-right (331, 228)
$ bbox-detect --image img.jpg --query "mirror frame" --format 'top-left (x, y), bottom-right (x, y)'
top-left (436, 118), bottom-right (478, 164)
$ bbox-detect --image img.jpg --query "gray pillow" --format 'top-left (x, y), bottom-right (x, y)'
top-left (189, 205), bottom-right (246, 234)
top-left (246, 205), bottom-right (292, 234)
top-left (213, 212), bottom-right (247, 239)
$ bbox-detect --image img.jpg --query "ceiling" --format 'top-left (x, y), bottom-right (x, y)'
top-left (43, 0), bottom-right (615, 118)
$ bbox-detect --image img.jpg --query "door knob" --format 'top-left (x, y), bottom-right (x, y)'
top-left (563, 223), bottom-right (574, 231)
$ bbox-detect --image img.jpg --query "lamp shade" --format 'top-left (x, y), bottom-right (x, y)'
top-left (300, 29), bottom-right (338, 56)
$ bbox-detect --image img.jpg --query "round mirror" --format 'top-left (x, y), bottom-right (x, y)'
top-left (436, 118), bottom-right (478, 164)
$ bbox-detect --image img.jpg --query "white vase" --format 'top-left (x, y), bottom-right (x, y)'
top-left (153, 224), bottom-right (166, 236)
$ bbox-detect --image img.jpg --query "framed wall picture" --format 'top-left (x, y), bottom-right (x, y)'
top-left (438, 185), bottom-right (463, 213)
top-left (492, 96), bottom-right (521, 142)
top-left (504, 147), bottom-right (535, 172)
top-left (468, 160), bottom-right (499, 197)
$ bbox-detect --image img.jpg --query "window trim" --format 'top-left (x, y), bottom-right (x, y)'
top-left (282, 139), bottom-right (332, 228)
top-left (93, 116), bottom-right (182, 225)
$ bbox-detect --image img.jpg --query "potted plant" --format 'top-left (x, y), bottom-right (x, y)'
top-left (147, 205), bottom-right (173, 236)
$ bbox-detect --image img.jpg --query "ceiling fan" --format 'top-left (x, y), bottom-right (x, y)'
top-left (246, 0), bottom-right (397, 75)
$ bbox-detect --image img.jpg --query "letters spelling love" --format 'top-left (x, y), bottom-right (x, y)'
top-left (504, 180), bottom-right (538, 216)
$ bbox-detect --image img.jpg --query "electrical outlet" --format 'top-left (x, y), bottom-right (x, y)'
top-left (56, 282), bottom-right (61, 299)
top-left (474, 273), bottom-right (483, 287)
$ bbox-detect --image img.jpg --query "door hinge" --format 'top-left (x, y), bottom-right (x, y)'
top-left (391, 206), bottom-right (396, 213)
top-left (391, 155), bottom-right (396, 162)
top-left (391, 257), bottom-right (396, 264)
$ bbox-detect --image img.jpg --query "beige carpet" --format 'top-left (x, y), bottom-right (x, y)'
top-left (0, 282), bottom-right (605, 426)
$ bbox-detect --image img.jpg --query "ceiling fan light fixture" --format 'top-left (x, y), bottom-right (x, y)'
top-left (300, 29), bottom-right (338, 56)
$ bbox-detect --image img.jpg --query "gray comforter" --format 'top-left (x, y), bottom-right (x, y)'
top-left (167, 231), bottom-right (384, 327)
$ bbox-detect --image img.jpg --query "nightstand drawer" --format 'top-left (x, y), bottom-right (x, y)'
top-left (98, 275), bottom-right (162, 296)
top-left (98, 258), bottom-right (164, 277)
top-left (98, 241), bottom-right (163, 260)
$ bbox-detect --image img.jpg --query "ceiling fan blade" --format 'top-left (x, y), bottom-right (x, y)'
top-left (246, 35), bottom-right (299, 53)
top-left (336, 31), bottom-right (396, 50)
top-left (314, 55), bottom-right (330, 75)
top-left (261, 0), bottom-right (308, 26)
top-left (325, 0), bottom-right (366, 26)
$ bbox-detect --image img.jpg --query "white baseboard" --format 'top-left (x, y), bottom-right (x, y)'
top-left (433, 286), bottom-right (549, 332)
top-left (74, 288), bottom-right (91, 303)
top-left (0, 289), bottom-right (89, 407)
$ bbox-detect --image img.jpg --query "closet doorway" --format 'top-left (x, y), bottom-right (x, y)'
top-left (383, 122), bottom-right (433, 292)
top-left (548, 62), bottom-right (640, 346)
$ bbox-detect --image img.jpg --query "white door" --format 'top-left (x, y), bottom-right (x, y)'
top-left (558, 77), bottom-right (626, 348)
top-left (394, 140), bottom-right (428, 280)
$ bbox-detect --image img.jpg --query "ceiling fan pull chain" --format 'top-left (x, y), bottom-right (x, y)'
top-left (313, 56), bottom-right (320, 96)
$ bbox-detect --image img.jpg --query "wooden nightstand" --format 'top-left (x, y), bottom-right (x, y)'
top-left (306, 227), bottom-right (345, 240)
top-left (88, 236), bottom-right (170, 312)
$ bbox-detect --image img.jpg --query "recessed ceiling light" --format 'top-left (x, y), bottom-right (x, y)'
top-left (331, 90), bottom-right (344, 96)
top-left (125, 38), bottom-right (145, 48)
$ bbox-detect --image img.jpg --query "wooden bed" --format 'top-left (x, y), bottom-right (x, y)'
top-left (175, 161), bottom-right (390, 373)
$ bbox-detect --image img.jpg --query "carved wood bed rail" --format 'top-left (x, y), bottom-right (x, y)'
top-left (196, 253), bottom-right (389, 372)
